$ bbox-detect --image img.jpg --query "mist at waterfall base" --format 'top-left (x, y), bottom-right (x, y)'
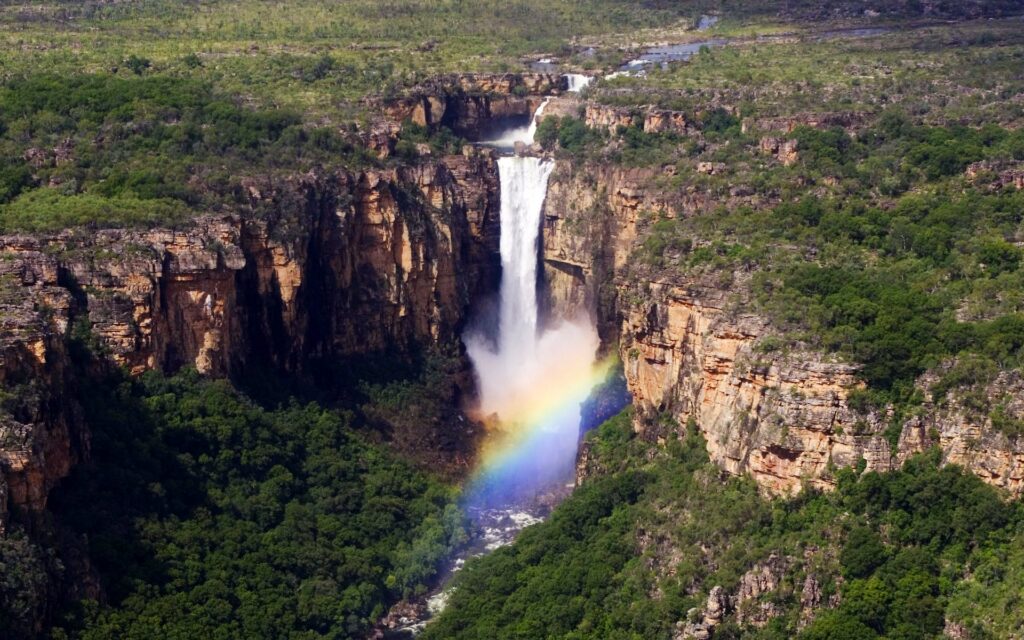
top-left (462, 153), bottom-right (610, 508)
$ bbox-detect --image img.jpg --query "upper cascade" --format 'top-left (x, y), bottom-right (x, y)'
top-left (479, 97), bottom-right (551, 149)
top-left (524, 97), bottom-right (550, 144)
top-left (565, 74), bottom-right (592, 92)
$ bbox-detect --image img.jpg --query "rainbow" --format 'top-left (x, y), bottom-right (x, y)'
top-left (464, 354), bottom-right (617, 507)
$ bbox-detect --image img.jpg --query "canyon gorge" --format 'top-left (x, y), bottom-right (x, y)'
top-left (2, 4), bottom-right (1024, 635)
top-left (4, 70), bottom-right (1022, 538)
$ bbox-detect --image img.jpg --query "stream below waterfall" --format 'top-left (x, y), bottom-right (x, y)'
top-left (378, 486), bottom-right (572, 638)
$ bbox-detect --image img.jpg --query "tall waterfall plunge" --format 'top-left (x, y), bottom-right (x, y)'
top-left (494, 156), bottom-right (553, 370)
top-left (382, 106), bottom-right (628, 635)
top-left (465, 153), bottom-right (605, 506)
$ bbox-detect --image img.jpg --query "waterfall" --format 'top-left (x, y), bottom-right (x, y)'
top-left (465, 154), bottom-right (605, 506)
top-left (496, 156), bottom-right (552, 365)
top-left (565, 74), bottom-right (592, 93)
top-left (469, 155), bottom-right (555, 419)
top-left (524, 98), bottom-right (549, 143)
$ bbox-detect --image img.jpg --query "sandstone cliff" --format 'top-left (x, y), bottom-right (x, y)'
top-left (378, 73), bottom-right (567, 142)
top-left (615, 274), bottom-right (1024, 497)
top-left (617, 278), bottom-right (893, 496)
top-left (0, 284), bottom-right (85, 529)
top-left (544, 159), bottom-right (1024, 497)
top-left (0, 150), bottom-right (501, 524)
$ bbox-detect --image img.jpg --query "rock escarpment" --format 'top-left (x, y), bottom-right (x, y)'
top-left (617, 276), bottom-right (1024, 496)
top-left (0, 150), bottom-right (501, 524)
top-left (617, 279), bottom-right (893, 495)
top-left (379, 73), bottom-right (567, 141)
top-left (0, 296), bottom-right (85, 529)
top-left (544, 159), bottom-right (1024, 497)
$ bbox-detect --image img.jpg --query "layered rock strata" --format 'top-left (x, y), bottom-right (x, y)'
top-left (0, 151), bottom-right (501, 522)
top-left (380, 73), bottom-right (567, 139)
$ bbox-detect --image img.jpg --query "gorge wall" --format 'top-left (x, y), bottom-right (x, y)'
top-left (0, 149), bottom-right (501, 526)
top-left (541, 159), bottom-right (1024, 498)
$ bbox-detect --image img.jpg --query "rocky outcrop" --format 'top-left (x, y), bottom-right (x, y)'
top-left (380, 73), bottom-right (566, 140)
top-left (898, 368), bottom-right (1024, 494)
top-left (0, 150), bottom-right (501, 520)
top-left (619, 279), bottom-right (894, 495)
top-left (644, 109), bottom-right (693, 135)
top-left (759, 137), bottom-right (800, 166)
top-left (674, 586), bottom-right (727, 639)
top-left (672, 553), bottom-right (817, 637)
top-left (966, 160), bottom-right (1024, 190)
top-left (733, 554), bottom-right (789, 627)
top-left (0, 286), bottom-right (85, 529)
top-left (584, 104), bottom-right (700, 136)
top-left (742, 111), bottom-right (869, 135)
top-left (584, 104), bottom-right (637, 133)
top-left (696, 162), bottom-right (726, 175)
top-left (450, 73), bottom-right (565, 96)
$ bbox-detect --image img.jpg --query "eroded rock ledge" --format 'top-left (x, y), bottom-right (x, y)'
top-left (377, 72), bottom-right (567, 141)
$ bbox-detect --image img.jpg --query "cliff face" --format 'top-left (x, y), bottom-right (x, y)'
top-left (899, 369), bottom-right (1024, 493)
top-left (541, 160), bottom-right (682, 342)
top-left (0, 150), bottom-right (500, 523)
top-left (544, 159), bottom-right (1024, 497)
top-left (0, 289), bottom-right (85, 529)
top-left (617, 279), bottom-right (1024, 496)
top-left (617, 280), bottom-right (894, 495)
top-left (380, 73), bottom-right (567, 140)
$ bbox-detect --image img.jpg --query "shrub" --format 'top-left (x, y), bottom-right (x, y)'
top-left (0, 188), bottom-right (191, 232)
top-left (124, 54), bottom-right (151, 75)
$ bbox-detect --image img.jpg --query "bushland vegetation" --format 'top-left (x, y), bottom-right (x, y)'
top-left (425, 411), bottom-right (1024, 640)
top-left (0, 74), bottom-right (375, 232)
top-left (631, 112), bottom-right (1024, 417)
top-left (0, 369), bottom-right (465, 639)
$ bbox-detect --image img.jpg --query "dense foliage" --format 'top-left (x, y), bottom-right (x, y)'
top-left (0, 530), bottom-right (58, 639)
top-left (426, 411), bottom-right (1024, 639)
top-left (44, 370), bottom-right (464, 639)
top-left (535, 116), bottom-right (607, 157)
top-left (0, 74), bottom-right (372, 231)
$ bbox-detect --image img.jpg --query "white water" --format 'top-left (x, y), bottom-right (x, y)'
top-left (524, 98), bottom-right (549, 144)
top-left (494, 156), bottom-right (552, 370)
top-left (565, 73), bottom-right (592, 93)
